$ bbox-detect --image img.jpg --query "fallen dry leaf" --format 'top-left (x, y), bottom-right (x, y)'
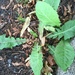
top-left (25, 57), bottom-right (30, 62)
top-left (42, 61), bottom-right (53, 75)
top-left (47, 55), bottom-right (55, 66)
top-left (12, 62), bottom-right (24, 66)
top-left (26, 61), bottom-right (30, 67)
top-left (39, 30), bottom-right (46, 46)
top-left (12, 27), bottom-right (20, 36)
top-left (20, 16), bottom-right (31, 37)
top-left (25, 57), bottom-right (30, 67)
top-left (7, 29), bottom-right (12, 36)
top-left (63, 6), bottom-right (67, 16)
top-left (41, 36), bottom-right (45, 46)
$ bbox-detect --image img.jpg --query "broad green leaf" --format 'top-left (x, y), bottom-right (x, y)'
top-left (30, 43), bottom-right (43, 75)
top-left (35, 1), bottom-right (61, 26)
top-left (0, 34), bottom-right (26, 50)
top-left (48, 20), bottom-right (75, 40)
top-left (44, 0), bottom-right (60, 11)
top-left (54, 40), bottom-right (75, 71)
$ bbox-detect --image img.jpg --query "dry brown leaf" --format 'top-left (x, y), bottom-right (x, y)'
top-left (7, 29), bottom-right (12, 36)
top-left (25, 57), bottom-right (30, 67)
top-left (22, 44), bottom-right (29, 49)
top-left (28, 11), bottom-right (35, 16)
top-left (26, 61), bottom-right (30, 67)
top-left (67, 4), bottom-right (71, 13)
top-left (20, 16), bottom-right (31, 37)
top-left (47, 55), bottom-right (55, 66)
top-left (12, 62), bottom-right (24, 66)
top-left (42, 61), bottom-right (53, 75)
top-left (32, 0), bottom-right (35, 4)
top-left (25, 57), bottom-right (30, 62)
top-left (12, 27), bottom-right (20, 36)
top-left (40, 36), bottom-right (45, 46)
top-left (63, 6), bottom-right (67, 16)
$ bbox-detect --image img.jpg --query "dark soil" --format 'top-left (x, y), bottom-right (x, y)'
top-left (0, 0), bottom-right (75, 75)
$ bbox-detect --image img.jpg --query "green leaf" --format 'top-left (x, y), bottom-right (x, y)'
top-left (44, 0), bottom-right (60, 11)
top-left (54, 40), bottom-right (75, 71)
top-left (48, 45), bottom-right (55, 55)
top-left (16, 38), bottom-right (26, 45)
top-left (17, 15), bottom-right (25, 23)
top-left (35, 1), bottom-right (61, 26)
top-left (28, 27), bottom-right (38, 38)
top-left (44, 26), bottom-right (55, 32)
top-left (48, 20), bottom-right (75, 40)
top-left (30, 43), bottom-right (43, 75)
top-left (0, 34), bottom-right (26, 50)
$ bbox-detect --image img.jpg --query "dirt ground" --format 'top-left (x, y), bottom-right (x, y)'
top-left (0, 0), bottom-right (75, 75)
